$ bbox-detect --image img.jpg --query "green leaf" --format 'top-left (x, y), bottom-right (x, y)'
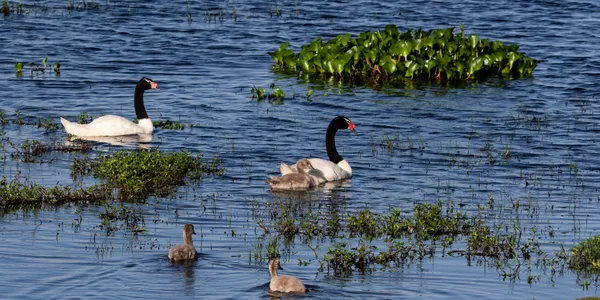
top-left (398, 41), bottom-right (412, 60)
top-left (455, 61), bottom-right (466, 77)
top-left (274, 87), bottom-right (285, 99)
top-left (380, 55), bottom-right (397, 74)
top-left (423, 59), bottom-right (436, 72)
top-left (507, 52), bottom-right (519, 70)
top-left (283, 54), bottom-right (296, 68)
top-left (469, 35), bottom-right (478, 49)
top-left (404, 60), bottom-right (420, 78)
top-left (53, 62), bottom-right (61, 73)
top-left (14, 62), bottom-right (24, 72)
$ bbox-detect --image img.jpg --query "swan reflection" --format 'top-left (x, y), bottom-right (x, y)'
top-left (66, 133), bottom-right (153, 148)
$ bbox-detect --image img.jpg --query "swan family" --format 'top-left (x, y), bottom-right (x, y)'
top-left (59, 76), bottom-right (354, 293)
top-left (60, 76), bottom-right (356, 191)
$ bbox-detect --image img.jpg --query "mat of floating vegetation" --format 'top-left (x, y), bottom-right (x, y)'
top-left (269, 23), bottom-right (537, 87)
top-left (72, 149), bottom-right (225, 201)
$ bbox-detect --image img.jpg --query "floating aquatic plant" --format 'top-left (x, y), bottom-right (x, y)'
top-left (152, 120), bottom-right (186, 130)
top-left (132, 118), bottom-right (186, 130)
top-left (270, 23), bottom-right (537, 87)
top-left (251, 83), bottom-right (285, 102)
top-left (16, 57), bottom-right (61, 76)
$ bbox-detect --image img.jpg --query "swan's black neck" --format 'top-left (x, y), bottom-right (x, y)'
top-left (326, 122), bottom-right (343, 164)
top-left (134, 84), bottom-right (149, 120)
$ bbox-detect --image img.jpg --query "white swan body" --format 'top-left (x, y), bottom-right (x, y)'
top-left (61, 77), bottom-right (158, 137)
top-left (60, 116), bottom-right (153, 137)
top-left (280, 158), bottom-right (351, 182)
top-left (278, 116), bottom-right (356, 183)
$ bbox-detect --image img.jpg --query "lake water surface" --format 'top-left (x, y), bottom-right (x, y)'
top-left (1, 0), bottom-right (600, 299)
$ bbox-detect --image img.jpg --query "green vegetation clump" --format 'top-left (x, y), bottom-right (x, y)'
top-left (1, 0), bottom-right (23, 16)
top-left (10, 139), bottom-right (92, 163)
top-left (73, 150), bottom-right (225, 201)
top-left (568, 236), bottom-right (600, 273)
top-left (251, 83), bottom-right (285, 102)
top-left (0, 179), bottom-right (110, 212)
top-left (133, 118), bottom-right (187, 130)
top-left (152, 120), bottom-right (186, 130)
top-left (256, 198), bottom-right (552, 276)
top-left (15, 58), bottom-right (60, 76)
top-left (270, 23), bottom-right (537, 86)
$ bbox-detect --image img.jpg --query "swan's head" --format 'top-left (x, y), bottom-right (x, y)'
top-left (296, 159), bottom-right (314, 171)
top-left (332, 116), bottom-right (356, 133)
top-left (139, 77), bottom-right (160, 90)
top-left (268, 258), bottom-right (283, 276)
top-left (183, 223), bottom-right (196, 236)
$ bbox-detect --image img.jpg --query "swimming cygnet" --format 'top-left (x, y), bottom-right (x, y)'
top-left (168, 224), bottom-right (197, 262)
top-left (268, 258), bottom-right (306, 293)
top-left (266, 159), bottom-right (318, 190)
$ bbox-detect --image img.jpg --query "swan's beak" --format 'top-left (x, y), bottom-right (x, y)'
top-left (192, 229), bottom-right (196, 235)
top-left (150, 81), bottom-right (160, 90)
top-left (348, 122), bottom-right (357, 135)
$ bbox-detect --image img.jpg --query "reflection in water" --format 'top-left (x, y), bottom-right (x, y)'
top-left (268, 180), bottom-right (351, 198)
top-left (66, 134), bottom-right (153, 148)
top-left (169, 260), bottom-right (196, 296)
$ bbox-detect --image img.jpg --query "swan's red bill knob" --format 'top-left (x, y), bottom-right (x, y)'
top-left (150, 81), bottom-right (159, 89)
top-left (347, 121), bottom-right (356, 133)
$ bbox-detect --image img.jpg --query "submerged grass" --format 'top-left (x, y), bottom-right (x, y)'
top-left (72, 149), bottom-right (225, 201)
top-left (10, 138), bottom-right (92, 163)
top-left (254, 197), bottom-right (568, 278)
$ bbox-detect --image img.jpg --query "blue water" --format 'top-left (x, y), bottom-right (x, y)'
top-left (1, 0), bottom-right (600, 298)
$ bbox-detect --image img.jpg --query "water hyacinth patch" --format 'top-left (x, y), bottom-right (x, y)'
top-left (269, 24), bottom-right (538, 86)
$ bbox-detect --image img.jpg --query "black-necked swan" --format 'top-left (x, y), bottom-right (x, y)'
top-left (168, 224), bottom-right (197, 262)
top-left (60, 77), bottom-right (159, 137)
top-left (268, 258), bottom-right (306, 293)
top-left (279, 116), bottom-right (356, 182)
top-left (266, 159), bottom-right (318, 190)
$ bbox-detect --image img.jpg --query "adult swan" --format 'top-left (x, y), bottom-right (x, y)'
top-left (279, 116), bottom-right (356, 182)
top-left (60, 77), bottom-right (159, 137)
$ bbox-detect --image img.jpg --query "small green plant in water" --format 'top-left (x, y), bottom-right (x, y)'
top-left (152, 120), bottom-right (186, 130)
top-left (306, 89), bottom-right (314, 100)
top-left (251, 86), bottom-right (267, 100)
top-left (14, 62), bottom-right (24, 75)
top-left (77, 112), bottom-right (93, 124)
top-left (251, 84), bottom-right (285, 102)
